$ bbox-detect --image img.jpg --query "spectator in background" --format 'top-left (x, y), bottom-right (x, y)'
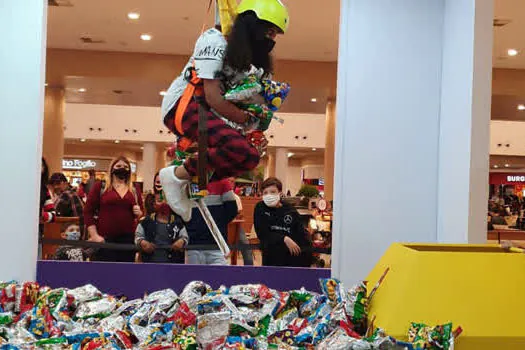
top-left (254, 177), bottom-right (312, 267)
top-left (40, 157), bottom-right (55, 225)
top-left (77, 182), bottom-right (87, 203)
top-left (84, 156), bottom-right (143, 262)
top-left (39, 158), bottom-right (56, 259)
top-left (135, 173), bottom-right (188, 264)
top-left (50, 172), bottom-right (85, 234)
top-left (84, 169), bottom-right (96, 195)
top-left (230, 178), bottom-right (253, 266)
top-left (53, 222), bottom-right (89, 261)
top-left (186, 179), bottom-right (238, 265)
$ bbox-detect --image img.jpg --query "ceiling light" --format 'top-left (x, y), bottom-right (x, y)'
top-left (508, 49), bottom-right (519, 56)
top-left (127, 12), bottom-right (140, 20)
top-left (310, 98), bottom-right (317, 103)
top-left (140, 34), bottom-right (152, 41)
top-left (78, 88), bottom-right (86, 93)
top-left (80, 138), bottom-right (86, 142)
top-left (312, 148), bottom-right (317, 151)
top-left (159, 91), bottom-right (167, 96)
top-left (494, 165), bottom-right (499, 168)
top-left (287, 152), bottom-right (294, 158)
top-left (114, 140), bottom-right (120, 144)
top-left (505, 164), bottom-right (510, 168)
top-left (518, 104), bottom-right (525, 111)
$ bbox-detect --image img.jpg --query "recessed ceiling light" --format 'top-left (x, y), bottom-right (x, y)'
top-left (287, 152), bottom-right (294, 158)
top-left (494, 165), bottom-right (499, 168)
top-left (140, 34), bottom-right (152, 41)
top-left (312, 148), bottom-right (317, 151)
top-left (518, 104), bottom-right (525, 111)
top-left (505, 164), bottom-right (510, 167)
top-left (310, 98), bottom-right (317, 103)
top-left (127, 12), bottom-right (140, 20)
top-left (80, 138), bottom-right (86, 142)
top-left (508, 49), bottom-right (519, 56)
top-left (159, 91), bottom-right (167, 96)
top-left (78, 88), bottom-right (86, 93)
top-left (114, 140), bottom-right (120, 144)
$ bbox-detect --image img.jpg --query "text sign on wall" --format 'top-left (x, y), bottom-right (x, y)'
top-left (62, 159), bottom-right (96, 170)
top-left (507, 175), bottom-right (525, 182)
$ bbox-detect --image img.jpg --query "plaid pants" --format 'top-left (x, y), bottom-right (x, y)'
top-left (165, 100), bottom-right (260, 179)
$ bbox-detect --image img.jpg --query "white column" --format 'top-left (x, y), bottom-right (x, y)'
top-left (142, 143), bottom-right (157, 193)
top-left (275, 148), bottom-right (288, 193)
top-left (332, 0), bottom-right (493, 286)
top-left (437, 0), bottom-right (493, 243)
top-left (0, 0), bottom-right (47, 281)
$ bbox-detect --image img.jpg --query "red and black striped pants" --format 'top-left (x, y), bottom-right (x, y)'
top-left (164, 100), bottom-right (260, 179)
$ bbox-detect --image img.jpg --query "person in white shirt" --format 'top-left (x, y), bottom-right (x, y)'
top-left (159, 0), bottom-right (289, 222)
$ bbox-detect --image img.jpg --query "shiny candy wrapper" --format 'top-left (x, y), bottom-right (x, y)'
top-left (320, 279), bottom-right (345, 307)
top-left (145, 289), bottom-right (178, 311)
top-left (180, 281), bottom-right (212, 311)
top-left (299, 295), bottom-right (327, 319)
top-left (173, 325), bottom-right (197, 349)
top-left (261, 80), bottom-right (291, 111)
top-left (196, 311), bottom-right (230, 349)
top-left (74, 297), bottom-right (116, 320)
top-left (67, 284), bottom-right (101, 306)
top-left (345, 282), bottom-right (368, 335)
top-left (129, 303), bottom-right (154, 342)
top-left (408, 322), bottom-right (454, 350)
top-left (317, 328), bottom-right (372, 350)
top-left (224, 77), bottom-right (263, 103)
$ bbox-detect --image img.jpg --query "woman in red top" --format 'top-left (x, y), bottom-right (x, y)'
top-left (84, 156), bottom-right (143, 262)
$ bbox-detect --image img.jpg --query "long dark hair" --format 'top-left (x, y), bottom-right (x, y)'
top-left (40, 157), bottom-right (49, 211)
top-left (225, 11), bottom-right (275, 73)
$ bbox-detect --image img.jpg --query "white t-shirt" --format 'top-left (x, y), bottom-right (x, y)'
top-left (161, 28), bottom-right (228, 118)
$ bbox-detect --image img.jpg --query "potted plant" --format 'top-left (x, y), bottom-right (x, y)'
top-left (297, 185), bottom-right (319, 207)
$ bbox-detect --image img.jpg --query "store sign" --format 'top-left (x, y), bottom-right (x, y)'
top-left (62, 159), bottom-right (96, 170)
top-left (507, 175), bottom-right (525, 182)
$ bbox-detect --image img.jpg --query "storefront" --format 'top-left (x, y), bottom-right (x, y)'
top-left (62, 158), bottom-right (137, 188)
top-left (489, 173), bottom-right (525, 198)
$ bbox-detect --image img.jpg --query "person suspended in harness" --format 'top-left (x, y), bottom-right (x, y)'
top-left (159, 0), bottom-right (289, 223)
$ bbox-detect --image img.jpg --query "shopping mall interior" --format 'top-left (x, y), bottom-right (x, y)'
top-left (3, 0), bottom-right (525, 348)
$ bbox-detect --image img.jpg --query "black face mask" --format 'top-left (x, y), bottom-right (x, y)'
top-left (112, 168), bottom-right (130, 180)
top-left (259, 37), bottom-right (276, 53)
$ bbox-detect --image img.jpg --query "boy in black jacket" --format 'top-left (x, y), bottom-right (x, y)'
top-left (254, 177), bottom-right (312, 267)
top-left (135, 173), bottom-right (188, 264)
top-left (186, 179), bottom-right (238, 265)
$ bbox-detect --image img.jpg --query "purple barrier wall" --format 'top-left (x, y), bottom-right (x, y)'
top-left (36, 261), bottom-right (331, 299)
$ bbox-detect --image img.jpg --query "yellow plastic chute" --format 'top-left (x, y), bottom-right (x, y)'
top-left (217, 0), bottom-right (238, 35)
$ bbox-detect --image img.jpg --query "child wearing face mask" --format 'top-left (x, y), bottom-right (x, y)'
top-left (135, 173), bottom-right (188, 264)
top-left (254, 177), bottom-right (312, 267)
top-left (53, 223), bottom-right (89, 261)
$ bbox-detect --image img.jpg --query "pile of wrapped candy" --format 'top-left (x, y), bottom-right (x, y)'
top-left (223, 65), bottom-right (290, 132)
top-left (0, 279), bottom-right (459, 349)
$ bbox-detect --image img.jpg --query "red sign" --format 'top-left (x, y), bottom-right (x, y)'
top-left (489, 173), bottom-right (525, 185)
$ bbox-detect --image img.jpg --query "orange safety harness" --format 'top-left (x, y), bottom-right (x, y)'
top-left (172, 0), bottom-right (217, 187)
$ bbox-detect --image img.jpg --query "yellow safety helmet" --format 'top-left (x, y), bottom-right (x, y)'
top-left (236, 0), bottom-right (289, 34)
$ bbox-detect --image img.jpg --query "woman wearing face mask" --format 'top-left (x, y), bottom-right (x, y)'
top-left (160, 0), bottom-right (289, 222)
top-left (254, 177), bottom-right (312, 267)
top-left (84, 156), bottom-right (143, 262)
top-left (135, 173), bottom-right (188, 264)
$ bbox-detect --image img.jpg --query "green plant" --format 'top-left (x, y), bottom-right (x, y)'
top-left (297, 185), bottom-right (319, 198)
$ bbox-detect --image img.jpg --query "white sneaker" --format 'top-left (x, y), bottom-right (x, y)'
top-left (159, 166), bottom-right (192, 222)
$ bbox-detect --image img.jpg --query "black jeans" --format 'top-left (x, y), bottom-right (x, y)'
top-left (93, 234), bottom-right (135, 262)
